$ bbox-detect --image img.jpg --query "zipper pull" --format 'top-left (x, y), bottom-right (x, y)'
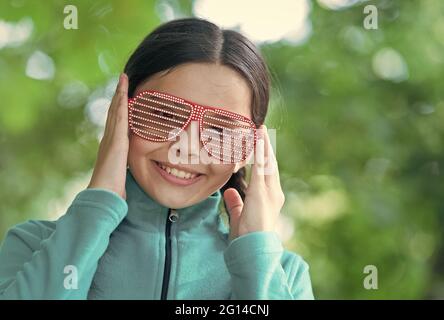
top-left (168, 209), bottom-right (179, 223)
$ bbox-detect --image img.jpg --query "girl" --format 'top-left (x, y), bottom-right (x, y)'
top-left (0, 18), bottom-right (314, 299)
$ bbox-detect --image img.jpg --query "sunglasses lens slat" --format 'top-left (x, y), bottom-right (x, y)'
top-left (132, 100), bottom-right (190, 120)
top-left (203, 114), bottom-right (253, 130)
top-left (201, 110), bottom-right (255, 163)
top-left (129, 92), bottom-right (191, 141)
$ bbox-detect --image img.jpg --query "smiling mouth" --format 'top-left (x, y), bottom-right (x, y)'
top-left (153, 160), bottom-right (202, 180)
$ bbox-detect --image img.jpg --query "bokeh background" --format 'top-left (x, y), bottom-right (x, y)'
top-left (1, 0), bottom-right (443, 299)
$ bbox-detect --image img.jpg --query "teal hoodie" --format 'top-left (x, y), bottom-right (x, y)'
top-left (0, 169), bottom-right (314, 299)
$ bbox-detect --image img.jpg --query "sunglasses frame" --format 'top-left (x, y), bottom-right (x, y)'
top-left (128, 89), bottom-right (257, 163)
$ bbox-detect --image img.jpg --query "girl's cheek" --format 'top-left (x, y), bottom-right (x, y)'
top-left (207, 163), bottom-right (236, 184)
top-left (129, 135), bottom-right (165, 157)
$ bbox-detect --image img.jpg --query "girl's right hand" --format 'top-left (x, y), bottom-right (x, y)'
top-left (87, 73), bottom-right (130, 199)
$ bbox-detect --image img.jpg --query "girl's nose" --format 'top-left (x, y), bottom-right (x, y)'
top-left (168, 121), bottom-right (202, 163)
top-left (183, 121), bottom-right (201, 158)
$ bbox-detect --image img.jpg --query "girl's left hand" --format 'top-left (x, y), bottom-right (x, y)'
top-left (223, 125), bottom-right (285, 241)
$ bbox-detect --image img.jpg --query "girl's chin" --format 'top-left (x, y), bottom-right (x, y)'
top-left (150, 191), bottom-right (202, 209)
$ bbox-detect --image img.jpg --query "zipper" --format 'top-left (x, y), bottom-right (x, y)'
top-left (160, 208), bottom-right (179, 300)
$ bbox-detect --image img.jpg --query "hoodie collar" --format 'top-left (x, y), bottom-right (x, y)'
top-left (124, 168), bottom-right (226, 233)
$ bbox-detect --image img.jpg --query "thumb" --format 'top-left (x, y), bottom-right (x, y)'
top-left (223, 188), bottom-right (243, 241)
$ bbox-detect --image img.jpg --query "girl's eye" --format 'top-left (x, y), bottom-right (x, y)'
top-left (162, 111), bottom-right (174, 118)
top-left (153, 110), bottom-right (175, 119)
top-left (211, 126), bottom-right (223, 133)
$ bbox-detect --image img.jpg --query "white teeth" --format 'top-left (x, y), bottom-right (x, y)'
top-left (158, 163), bottom-right (198, 180)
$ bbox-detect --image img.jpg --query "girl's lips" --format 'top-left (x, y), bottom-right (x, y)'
top-left (152, 160), bottom-right (204, 186)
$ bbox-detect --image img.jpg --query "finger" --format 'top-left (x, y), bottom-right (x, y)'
top-left (223, 188), bottom-right (243, 240)
top-left (104, 74), bottom-right (126, 131)
top-left (262, 126), bottom-right (280, 187)
top-left (224, 188), bottom-right (243, 220)
top-left (107, 74), bottom-right (128, 126)
top-left (115, 73), bottom-right (129, 118)
top-left (112, 74), bottom-right (129, 137)
top-left (101, 75), bottom-right (129, 150)
top-left (250, 125), bottom-right (266, 186)
top-left (117, 73), bottom-right (128, 97)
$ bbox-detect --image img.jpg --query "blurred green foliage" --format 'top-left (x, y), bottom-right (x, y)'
top-left (0, 0), bottom-right (443, 299)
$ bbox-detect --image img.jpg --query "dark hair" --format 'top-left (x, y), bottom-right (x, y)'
top-left (124, 17), bottom-right (270, 202)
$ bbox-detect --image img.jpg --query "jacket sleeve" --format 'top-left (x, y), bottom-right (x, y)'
top-left (0, 188), bottom-right (128, 300)
top-left (223, 231), bottom-right (314, 300)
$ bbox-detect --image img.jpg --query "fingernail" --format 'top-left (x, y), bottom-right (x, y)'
top-left (258, 125), bottom-right (266, 139)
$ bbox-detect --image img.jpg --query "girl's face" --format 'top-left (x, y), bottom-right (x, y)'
top-left (127, 62), bottom-right (252, 209)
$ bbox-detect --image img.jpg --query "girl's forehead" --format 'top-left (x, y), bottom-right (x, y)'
top-left (134, 63), bottom-right (252, 119)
